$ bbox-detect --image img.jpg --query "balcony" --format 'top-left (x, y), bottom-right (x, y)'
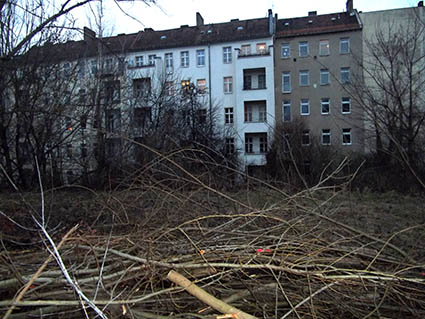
top-left (244, 101), bottom-right (267, 123)
top-left (243, 68), bottom-right (266, 90)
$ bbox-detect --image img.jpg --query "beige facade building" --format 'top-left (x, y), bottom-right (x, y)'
top-left (273, 4), bottom-right (365, 154)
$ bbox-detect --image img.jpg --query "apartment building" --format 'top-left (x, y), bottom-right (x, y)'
top-left (273, 1), bottom-right (364, 153)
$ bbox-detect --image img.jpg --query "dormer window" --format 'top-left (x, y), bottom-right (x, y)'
top-left (237, 26), bottom-right (243, 31)
top-left (161, 35), bottom-right (167, 40)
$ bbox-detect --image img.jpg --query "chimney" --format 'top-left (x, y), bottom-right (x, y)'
top-left (196, 12), bottom-right (204, 26)
top-left (308, 11), bottom-right (317, 16)
top-left (346, 0), bottom-right (353, 12)
top-left (419, 1), bottom-right (424, 7)
top-left (268, 9), bottom-right (274, 35)
top-left (83, 27), bottom-right (96, 42)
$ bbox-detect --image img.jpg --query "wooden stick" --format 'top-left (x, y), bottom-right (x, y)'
top-left (167, 270), bottom-right (258, 319)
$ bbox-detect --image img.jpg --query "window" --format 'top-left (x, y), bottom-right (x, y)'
top-left (299, 70), bottom-right (310, 86)
top-left (223, 76), bottom-right (233, 94)
top-left (181, 51), bottom-right (189, 67)
top-left (80, 115), bottom-right (87, 129)
top-left (322, 129), bottom-right (331, 145)
top-left (66, 144), bottom-right (72, 158)
top-left (341, 67), bottom-right (350, 83)
top-left (79, 89), bottom-right (86, 105)
top-left (104, 58), bottom-right (113, 73)
top-left (135, 56), bottom-right (144, 67)
top-left (300, 99), bottom-right (310, 115)
top-left (283, 100), bottom-right (291, 122)
top-left (321, 98), bottom-right (330, 114)
top-left (196, 49), bottom-right (205, 66)
top-left (225, 138), bottom-right (235, 154)
top-left (81, 143), bottom-right (87, 158)
top-left (281, 43), bottom-right (290, 58)
top-left (104, 80), bottom-right (120, 104)
top-left (241, 44), bottom-right (251, 56)
top-left (165, 53), bottom-right (173, 68)
top-left (245, 136), bottom-right (253, 153)
top-left (198, 109), bottom-right (207, 124)
top-left (148, 54), bottom-right (156, 66)
top-left (320, 69), bottom-right (330, 85)
top-left (319, 40), bottom-right (330, 56)
top-left (243, 75), bottom-right (252, 90)
top-left (259, 135), bottom-right (268, 153)
top-left (340, 37), bottom-right (350, 54)
top-left (165, 81), bottom-right (175, 96)
top-left (90, 60), bottom-right (97, 74)
top-left (133, 78), bottom-right (151, 99)
top-left (63, 63), bottom-right (71, 76)
top-left (302, 130), bottom-right (310, 146)
top-left (282, 72), bottom-right (291, 93)
top-left (258, 74), bottom-right (266, 89)
top-left (197, 79), bottom-right (206, 93)
top-left (106, 109), bottom-right (121, 133)
top-left (225, 107), bottom-right (234, 124)
top-left (256, 43), bottom-right (267, 54)
top-left (342, 97), bottom-right (351, 114)
top-left (181, 80), bottom-right (191, 95)
top-left (223, 46), bottom-right (232, 63)
top-left (342, 128), bottom-right (352, 145)
top-left (299, 41), bottom-right (309, 57)
top-left (259, 105), bottom-right (267, 122)
top-left (134, 107), bottom-right (152, 128)
top-left (244, 105), bottom-right (253, 122)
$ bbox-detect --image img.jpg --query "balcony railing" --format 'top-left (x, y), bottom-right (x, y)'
top-left (238, 50), bottom-right (270, 58)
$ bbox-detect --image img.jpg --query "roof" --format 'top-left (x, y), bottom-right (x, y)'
top-left (276, 11), bottom-right (361, 38)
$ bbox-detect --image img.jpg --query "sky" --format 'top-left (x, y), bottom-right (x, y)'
top-left (74, 0), bottom-right (417, 36)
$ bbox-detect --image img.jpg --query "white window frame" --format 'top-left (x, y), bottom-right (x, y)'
top-left (299, 41), bottom-right (309, 57)
top-left (299, 70), bottom-right (310, 86)
top-left (223, 46), bottom-right (232, 63)
top-left (342, 97), bottom-right (351, 114)
top-left (165, 53), bottom-right (173, 68)
top-left (223, 76), bottom-right (233, 94)
top-left (283, 100), bottom-right (291, 122)
top-left (340, 67), bottom-right (350, 84)
top-left (320, 69), bottom-right (330, 85)
top-left (148, 54), bottom-right (156, 66)
top-left (300, 99), bottom-right (310, 115)
top-left (135, 56), bottom-right (144, 67)
top-left (196, 49), bottom-right (205, 67)
top-left (302, 129), bottom-right (310, 146)
top-left (224, 107), bottom-right (234, 124)
top-left (322, 129), bottom-right (331, 145)
top-left (245, 136), bottom-right (253, 154)
top-left (225, 137), bottom-right (235, 154)
top-left (259, 135), bottom-right (268, 153)
top-left (281, 43), bottom-right (290, 58)
top-left (259, 105), bottom-right (267, 123)
top-left (319, 39), bottom-right (330, 56)
top-left (180, 51), bottom-right (189, 68)
top-left (244, 105), bottom-right (253, 122)
top-left (340, 37), bottom-right (350, 54)
top-left (342, 128), bottom-right (352, 145)
top-left (321, 98), bottom-right (330, 115)
top-left (282, 72), bottom-right (291, 93)
top-left (241, 44), bottom-right (251, 56)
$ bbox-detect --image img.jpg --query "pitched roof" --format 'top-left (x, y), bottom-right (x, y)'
top-left (276, 11), bottom-right (361, 38)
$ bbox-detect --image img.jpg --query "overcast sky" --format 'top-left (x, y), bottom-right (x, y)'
top-left (75, 0), bottom-right (417, 36)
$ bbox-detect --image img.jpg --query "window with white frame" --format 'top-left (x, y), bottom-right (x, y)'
top-left (340, 37), bottom-right (350, 54)
top-left (225, 107), bottom-right (234, 124)
top-left (223, 46), bottom-right (232, 63)
top-left (299, 41), bottom-right (309, 57)
top-left (319, 39), bottom-right (330, 56)
top-left (321, 98), bottom-right (330, 114)
top-left (244, 105), bottom-right (253, 122)
top-left (245, 136), bottom-right (253, 153)
top-left (197, 49), bottom-right (205, 66)
top-left (181, 51), bottom-right (189, 67)
top-left (258, 74), bottom-right (266, 89)
top-left (259, 134), bottom-right (268, 153)
top-left (223, 76), bottom-right (233, 94)
top-left (342, 97), bottom-right (351, 113)
top-left (302, 129), bottom-right (310, 146)
top-left (342, 128), bottom-right (352, 145)
top-left (340, 67), bottom-right (350, 83)
top-left (225, 138), bottom-right (235, 154)
top-left (283, 100), bottom-right (291, 122)
top-left (322, 129), bottom-right (331, 145)
top-left (299, 70), bottom-right (310, 86)
top-left (281, 43), bottom-right (290, 58)
top-left (282, 72), bottom-right (291, 93)
top-left (300, 99), bottom-right (310, 115)
top-left (165, 53), bottom-right (173, 68)
top-left (135, 56), bottom-right (144, 67)
top-left (241, 44), bottom-right (251, 56)
top-left (320, 69), bottom-right (330, 85)
top-left (165, 81), bottom-right (175, 96)
top-left (148, 54), bottom-right (156, 65)
top-left (259, 105), bottom-right (267, 122)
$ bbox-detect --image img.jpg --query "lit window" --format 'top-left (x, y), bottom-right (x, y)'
top-left (223, 76), bottom-right (233, 94)
top-left (320, 69), bottom-right (330, 85)
top-left (225, 107), bottom-right (234, 124)
top-left (340, 37), bottom-right (350, 54)
top-left (321, 98), bottom-right (330, 114)
top-left (197, 79), bottom-right (206, 93)
top-left (322, 129), bottom-right (331, 145)
top-left (299, 41), bottom-right (309, 57)
top-left (281, 43), bottom-right (290, 58)
top-left (342, 97), bottom-right (351, 114)
top-left (223, 46), bottom-right (232, 63)
top-left (299, 70), bottom-right (310, 86)
top-left (196, 49), bottom-right (205, 66)
top-left (341, 67), bottom-right (350, 83)
top-left (300, 99), bottom-right (310, 115)
top-left (283, 100), bottom-right (291, 122)
top-left (319, 40), bottom-right (330, 56)
top-left (256, 43), bottom-right (267, 55)
top-left (181, 80), bottom-right (191, 95)
top-left (181, 51), bottom-right (189, 68)
top-left (302, 130), bottom-right (310, 146)
top-left (282, 72), bottom-right (291, 93)
top-left (342, 128), bottom-right (352, 145)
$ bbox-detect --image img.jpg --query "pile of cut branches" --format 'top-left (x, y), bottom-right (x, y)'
top-left (1, 207), bottom-right (424, 318)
